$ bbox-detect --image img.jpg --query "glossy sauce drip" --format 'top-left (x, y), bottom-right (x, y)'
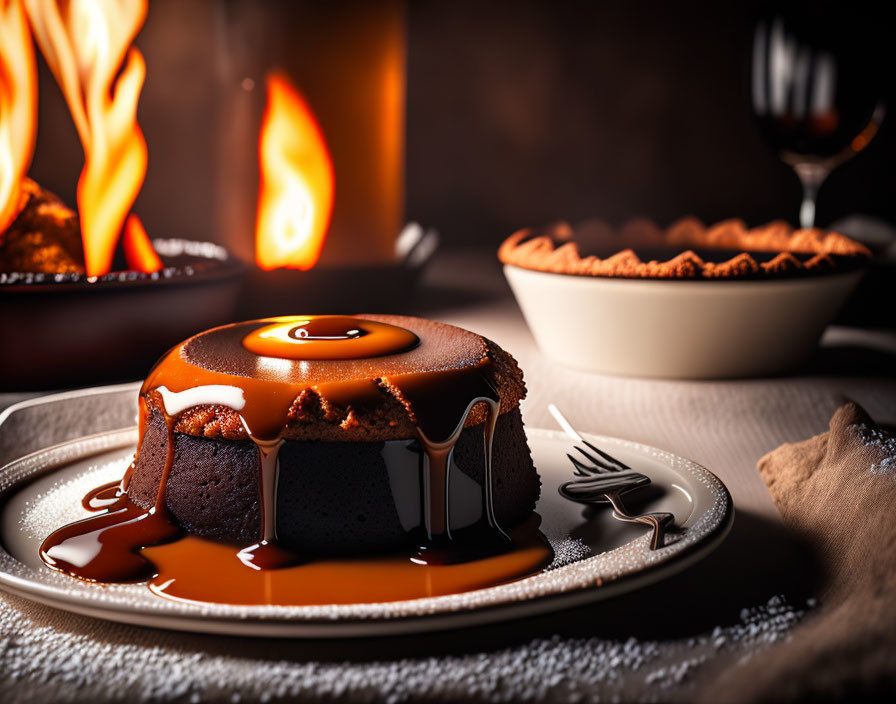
top-left (236, 436), bottom-right (301, 571)
top-left (40, 315), bottom-right (539, 602)
top-left (386, 364), bottom-right (511, 564)
top-left (81, 481), bottom-right (122, 511)
top-left (41, 415), bottom-right (183, 582)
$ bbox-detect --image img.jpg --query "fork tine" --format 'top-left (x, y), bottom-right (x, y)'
top-left (575, 445), bottom-right (619, 472)
top-left (568, 454), bottom-right (604, 477)
top-left (583, 439), bottom-right (630, 470)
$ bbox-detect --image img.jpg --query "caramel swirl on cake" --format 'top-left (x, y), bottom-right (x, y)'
top-left (242, 315), bottom-right (420, 360)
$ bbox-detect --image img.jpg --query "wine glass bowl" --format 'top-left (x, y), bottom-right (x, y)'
top-left (750, 6), bottom-right (885, 228)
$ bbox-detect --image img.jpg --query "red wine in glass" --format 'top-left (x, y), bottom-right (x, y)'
top-left (750, 4), bottom-right (885, 227)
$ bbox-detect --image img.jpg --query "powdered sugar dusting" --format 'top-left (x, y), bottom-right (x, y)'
top-left (852, 423), bottom-right (896, 475)
top-left (19, 459), bottom-right (126, 539)
top-left (546, 537), bottom-right (592, 570)
top-left (0, 594), bottom-right (808, 702)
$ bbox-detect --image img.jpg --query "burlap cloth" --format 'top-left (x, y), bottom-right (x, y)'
top-left (700, 402), bottom-right (896, 702)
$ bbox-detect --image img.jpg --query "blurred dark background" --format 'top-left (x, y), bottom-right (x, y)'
top-left (29, 0), bottom-right (895, 253)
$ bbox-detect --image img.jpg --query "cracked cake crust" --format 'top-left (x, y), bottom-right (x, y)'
top-left (144, 316), bottom-right (528, 443)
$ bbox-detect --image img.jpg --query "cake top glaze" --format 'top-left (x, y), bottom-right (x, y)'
top-left (498, 217), bottom-right (871, 279)
top-left (142, 314), bottom-right (526, 443)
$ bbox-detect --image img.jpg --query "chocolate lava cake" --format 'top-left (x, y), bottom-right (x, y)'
top-left (126, 314), bottom-right (540, 555)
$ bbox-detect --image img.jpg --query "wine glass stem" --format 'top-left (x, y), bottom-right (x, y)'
top-left (794, 163), bottom-right (829, 229)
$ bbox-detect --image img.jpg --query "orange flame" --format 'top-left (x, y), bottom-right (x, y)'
top-left (0, 0), bottom-right (37, 233)
top-left (25, 0), bottom-right (158, 276)
top-left (122, 212), bottom-right (161, 272)
top-left (255, 71), bottom-right (334, 271)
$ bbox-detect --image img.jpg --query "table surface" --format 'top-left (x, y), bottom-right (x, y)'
top-left (2, 250), bottom-right (896, 702)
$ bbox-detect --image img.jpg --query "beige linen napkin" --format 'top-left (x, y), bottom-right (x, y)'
top-left (702, 402), bottom-right (896, 702)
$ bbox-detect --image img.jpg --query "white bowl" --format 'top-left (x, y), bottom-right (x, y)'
top-left (504, 264), bottom-right (864, 379)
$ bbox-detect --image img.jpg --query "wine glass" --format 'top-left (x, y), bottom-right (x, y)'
top-left (750, 4), bottom-right (885, 228)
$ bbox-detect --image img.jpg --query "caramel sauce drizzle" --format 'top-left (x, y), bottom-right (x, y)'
top-left (391, 367), bottom-right (510, 564)
top-left (40, 316), bottom-right (545, 602)
top-left (41, 414), bottom-right (183, 582)
top-left (81, 481), bottom-right (122, 511)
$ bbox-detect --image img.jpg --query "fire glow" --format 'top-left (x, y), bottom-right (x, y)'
top-left (0, 0), bottom-right (36, 234)
top-left (22, 0), bottom-right (160, 275)
top-left (255, 72), bottom-right (335, 271)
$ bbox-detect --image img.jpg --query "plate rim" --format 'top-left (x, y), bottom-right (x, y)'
top-left (0, 427), bottom-right (734, 638)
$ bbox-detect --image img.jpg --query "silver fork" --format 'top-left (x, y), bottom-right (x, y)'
top-left (549, 404), bottom-right (674, 550)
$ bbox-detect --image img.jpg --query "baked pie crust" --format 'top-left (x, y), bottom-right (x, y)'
top-left (498, 217), bottom-right (870, 279)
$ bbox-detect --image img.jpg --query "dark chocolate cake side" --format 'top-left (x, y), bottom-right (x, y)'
top-left (128, 405), bottom-right (539, 554)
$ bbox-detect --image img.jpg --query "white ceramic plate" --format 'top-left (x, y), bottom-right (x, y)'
top-left (0, 427), bottom-right (732, 638)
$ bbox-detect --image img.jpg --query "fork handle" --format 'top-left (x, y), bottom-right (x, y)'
top-left (604, 491), bottom-right (674, 551)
